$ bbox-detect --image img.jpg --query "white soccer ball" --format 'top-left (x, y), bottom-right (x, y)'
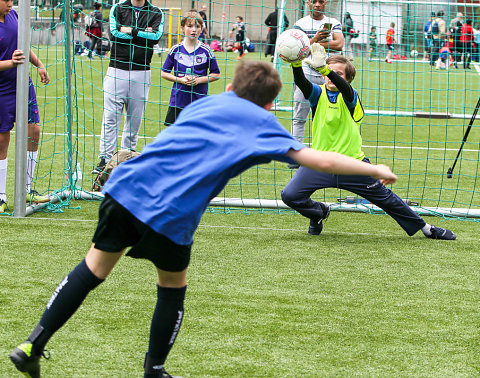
top-left (276, 29), bottom-right (311, 63)
top-left (410, 49), bottom-right (419, 58)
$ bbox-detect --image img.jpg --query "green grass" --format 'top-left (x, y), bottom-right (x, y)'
top-left (1, 204), bottom-right (479, 376)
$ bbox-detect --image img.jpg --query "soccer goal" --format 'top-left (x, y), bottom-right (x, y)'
top-left (8, 0), bottom-right (480, 220)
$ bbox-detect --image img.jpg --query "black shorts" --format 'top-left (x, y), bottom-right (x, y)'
top-left (92, 194), bottom-right (191, 271)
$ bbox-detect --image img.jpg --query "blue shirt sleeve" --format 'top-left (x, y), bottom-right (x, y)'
top-left (255, 113), bottom-right (305, 164)
top-left (344, 89), bottom-right (358, 113)
top-left (162, 48), bottom-right (175, 72)
top-left (209, 56), bottom-right (220, 74)
top-left (309, 84), bottom-right (321, 108)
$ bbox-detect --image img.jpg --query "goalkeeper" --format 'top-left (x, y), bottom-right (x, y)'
top-left (10, 61), bottom-right (397, 378)
top-left (281, 44), bottom-right (456, 240)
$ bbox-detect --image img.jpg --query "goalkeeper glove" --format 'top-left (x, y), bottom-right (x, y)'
top-left (304, 43), bottom-right (331, 76)
top-left (290, 60), bottom-right (303, 68)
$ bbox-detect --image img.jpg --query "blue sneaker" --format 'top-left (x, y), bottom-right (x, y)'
top-left (427, 226), bottom-right (456, 240)
top-left (10, 342), bottom-right (48, 378)
top-left (308, 203), bottom-right (331, 235)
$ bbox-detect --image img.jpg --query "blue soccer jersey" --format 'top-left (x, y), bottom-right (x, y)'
top-left (0, 9), bottom-right (40, 130)
top-left (162, 41), bottom-right (220, 108)
top-left (0, 9), bottom-right (21, 93)
top-left (103, 91), bottom-right (305, 245)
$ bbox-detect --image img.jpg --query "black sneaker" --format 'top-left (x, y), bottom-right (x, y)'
top-left (308, 203), bottom-right (331, 235)
top-left (288, 162), bottom-right (300, 169)
top-left (427, 226), bottom-right (456, 240)
top-left (158, 367), bottom-right (182, 378)
top-left (10, 342), bottom-right (48, 378)
top-left (144, 353), bottom-right (182, 377)
top-left (91, 158), bottom-right (106, 174)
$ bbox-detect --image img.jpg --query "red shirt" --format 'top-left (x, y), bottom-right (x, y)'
top-left (460, 24), bottom-right (473, 43)
top-left (386, 28), bottom-right (395, 44)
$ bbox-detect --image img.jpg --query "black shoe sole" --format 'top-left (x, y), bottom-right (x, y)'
top-left (10, 348), bottom-right (40, 378)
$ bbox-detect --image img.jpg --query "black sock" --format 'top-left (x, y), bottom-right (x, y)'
top-left (144, 285), bottom-right (186, 376)
top-left (30, 259), bottom-right (104, 354)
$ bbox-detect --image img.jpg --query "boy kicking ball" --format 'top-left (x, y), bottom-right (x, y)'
top-left (281, 43), bottom-right (456, 240)
top-left (10, 61), bottom-right (397, 378)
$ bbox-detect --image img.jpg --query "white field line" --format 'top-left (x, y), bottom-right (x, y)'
top-left (10, 131), bottom-right (480, 153)
top-left (0, 215), bottom-right (422, 237)
top-left (12, 128), bottom-right (479, 153)
top-left (2, 216), bottom-right (475, 239)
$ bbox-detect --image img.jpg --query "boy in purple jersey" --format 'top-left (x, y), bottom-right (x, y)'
top-left (10, 61), bottom-right (396, 378)
top-left (0, 0), bottom-right (50, 212)
top-left (161, 10), bottom-right (220, 126)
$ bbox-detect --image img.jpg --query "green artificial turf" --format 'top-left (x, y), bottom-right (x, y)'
top-left (1, 206), bottom-right (479, 377)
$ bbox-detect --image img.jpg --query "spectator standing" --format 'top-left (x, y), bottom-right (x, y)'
top-left (232, 16), bottom-right (246, 59)
top-left (429, 10), bottom-right (446, 67)
top-left (264, 8), bottom-right (290, 61)
top-left (342, 12), bottom-right (354, 60)
top-left (85, 2), bottom-right (103, 59)
top-left (92, 0), bottom-right (164, 174)
top-left (289, 0), bottom-right (344, 168)
top-left (161, 11), bottom-right (220, 126)
top-left (450, 21), bottom-right (463, 68)
top-left (198, 4), bottom-right (209, 43)
top-left (368, 26), bottom-right (377, 60)
top-left (449, 12), bottom-right (464, 29)
top-left (0, 4), bottom-right (51, 212)
top-left (423, 12), bottom-right (435, 61)
top-left (473, 26), bottom-right (480, 62)
top-left (460, 19), bottom-right (474, 69)
top-left (385, 22), bottom-right (395, 63)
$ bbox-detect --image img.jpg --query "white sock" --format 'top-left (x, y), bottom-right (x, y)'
top-left (26, 150), bottom-right (38, 193)
top-left (421, 223), bottom-right (432, 236)
top-left (0, 158), bottom-right (7, 202)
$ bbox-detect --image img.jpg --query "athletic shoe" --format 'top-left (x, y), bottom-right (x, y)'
top-left (157, 367), bottom-right (182, 378)
top-left (92, 158), bottom-right (106, 174)
top-left (288, 162), bottom-right (300, 169)
top-left (308, 203), bottom-right (331, 235)
top-left (10, 342), bottom-right (47, 378)
top-left (145, 364), bottom-right (182, 377)
top-left (427, 226), bottom-right (456, 240)
top-left (0, 199), bottom-right (8, 213)
top-left (26, 190), bottom-right (50, 204)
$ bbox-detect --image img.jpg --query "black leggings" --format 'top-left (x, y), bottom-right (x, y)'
top-left (164, 106), bottom-right (184, 126)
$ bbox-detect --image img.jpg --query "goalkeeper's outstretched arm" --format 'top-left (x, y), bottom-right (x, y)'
top-left (291, 62), bottom-right (313, 100)
top-left (287, 147), bottom-right (397, 185)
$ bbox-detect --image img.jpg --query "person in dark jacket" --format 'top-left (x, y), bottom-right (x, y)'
top-left (85, 2), bottom-right (104, 58)
top-left (92, 0), bottom-right (164, 174)
top-left (264, 8), bottom-right (289, 60)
